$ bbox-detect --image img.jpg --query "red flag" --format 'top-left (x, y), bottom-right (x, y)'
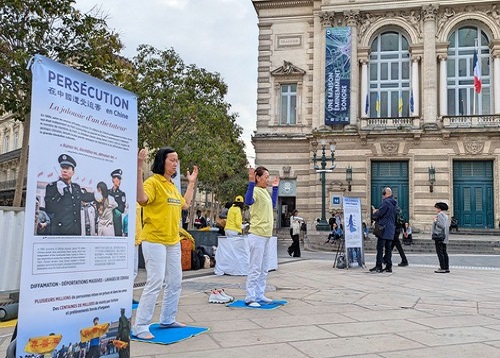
top-left (37, 171), bottom-right (43, 177)
top-left (473, 46), bottom-right (482, 94)
top-left (47, 172), bottom-right (53, 178)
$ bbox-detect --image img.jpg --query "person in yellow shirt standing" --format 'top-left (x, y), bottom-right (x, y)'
top-left (224, 195), bottom-right (245, 237)
top-left (244, 166), bottom-right (279, 307)
top-left (132, 147), bottom-right (198, 340)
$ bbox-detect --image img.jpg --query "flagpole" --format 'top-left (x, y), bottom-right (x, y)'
top-left (474, 38), bottom-right (477, 115)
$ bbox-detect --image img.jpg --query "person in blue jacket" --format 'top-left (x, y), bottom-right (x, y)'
top-left (370, 187), bottom-right (398, 273)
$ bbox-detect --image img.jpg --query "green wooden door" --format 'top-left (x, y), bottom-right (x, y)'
top-left (371, 161), bottom-right (409, 221)
top-left (453, 161), bottom-right (494, 228)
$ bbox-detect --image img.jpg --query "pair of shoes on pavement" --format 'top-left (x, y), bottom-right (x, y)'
top-left (398, 261), bottom-right (409, 267)
top-left (384, 266), bottom-right (392, 273)
top-left (434, 269), bottom-right (450, 273)
top-left (208, 288), bottom-right (234, 303)
top-left (369, 266), bottom-right (382, 273)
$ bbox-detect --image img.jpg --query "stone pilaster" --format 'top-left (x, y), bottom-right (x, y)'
top-left (345, 10), bottom-right (359, 130)
top-left (490, 40), bottom-right (500, 114)
top-left (422, 4), bottom-right (438, 129)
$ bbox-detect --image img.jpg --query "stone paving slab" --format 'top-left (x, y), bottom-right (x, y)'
top-left (381, 342), bottom-right (500, 358)
top-left (290, 334), bottom-right (425, 357)
top-left (2, 256), bottom-right (500, 358)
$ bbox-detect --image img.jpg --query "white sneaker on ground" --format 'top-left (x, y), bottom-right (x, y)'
top-left (258, 296), bottom-right (273, 304)
top-left (245, 301), bottom-right (261, 308)
top-left (209, 290), bottom-right (231, 304)
top-left (217, 289), bottom-right (234, 302)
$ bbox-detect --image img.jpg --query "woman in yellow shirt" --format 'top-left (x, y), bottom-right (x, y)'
top-left (132, 148), bottom-right (198, 340)
top-left (244, 166), bottom-right (279, 307)
top-left (224, 195), bottom-right (245, 237)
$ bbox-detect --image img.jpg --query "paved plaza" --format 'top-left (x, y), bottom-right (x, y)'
top-left (1, 238), bottom-right (499, 357)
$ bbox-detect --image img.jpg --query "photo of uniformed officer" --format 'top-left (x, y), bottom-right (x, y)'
top-left (109, 169), bottom-right (127, 236)
top-left (43, 154), bottom-right (96, 236)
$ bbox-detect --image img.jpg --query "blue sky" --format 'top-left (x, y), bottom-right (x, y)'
top-left (75, 0), bottom-right (258, 165)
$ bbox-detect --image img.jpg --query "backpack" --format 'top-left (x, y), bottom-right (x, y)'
top-left (191, 247), bottom-right (205, 270)
top-left (395, 208), bottom-right (405, 228)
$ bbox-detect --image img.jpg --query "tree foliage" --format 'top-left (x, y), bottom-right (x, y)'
top-left (129, 45), bottom-right (248, 201)
top-left (0, 0), bottom-right (133, 120)
top-left (0, 0), bottom-right (134, 206)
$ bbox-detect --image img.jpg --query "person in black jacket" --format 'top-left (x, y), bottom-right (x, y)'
top-left (391, 207), bottom-right (408, 267)
top-left (370, 187), bottom-right (398, 273)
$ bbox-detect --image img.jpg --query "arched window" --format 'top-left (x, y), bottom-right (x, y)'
top-left (368, 31), bottom-right (411, 118)
top-left (447, 26), bottom-right (491, 115)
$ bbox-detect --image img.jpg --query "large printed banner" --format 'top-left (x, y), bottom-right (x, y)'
top-left (325, 27), bottom-right (351, 125)
top-left (342, 197), bottom-right (365, 268)
top-left (17, 54), bottom-right (137, 357)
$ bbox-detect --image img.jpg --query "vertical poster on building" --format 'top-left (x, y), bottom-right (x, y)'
top-left (325, 27), bottom-right (351, 125)
top-left (342, 197), bottom-right (364, 268)
top-left (17, 54), bottom-right (137, 357)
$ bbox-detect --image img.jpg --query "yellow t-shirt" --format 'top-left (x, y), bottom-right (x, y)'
top-left (135, 205), bottom-right (143, 246)
top-left (225, 205), bottom-right (242, 233)
top-left (140, 174), bottom-right (185, 245)
top-left (249, 186), bottom-right (273, 238)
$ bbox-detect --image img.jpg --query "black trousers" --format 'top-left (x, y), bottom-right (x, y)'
top-left (376, 238), bottom-right (392, 268)
top-left (435, 240), bottom-right (449, 270)
top-left (391, 230), bottom-right (408, 264)
top-left (288, 231), bottom-right (301, 257)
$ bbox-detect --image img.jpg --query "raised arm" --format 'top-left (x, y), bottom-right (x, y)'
top-left (136, 149), bottom-right (148, 204)
top-left (182, 166), bottom-right (198, 210)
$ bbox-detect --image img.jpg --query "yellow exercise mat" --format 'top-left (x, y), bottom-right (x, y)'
top-left (24, 334), bottom-right (62, 354)
top-left (0, 318), bottom-right (17, 328)
top-left (80, 322), bottom-right (110, 342)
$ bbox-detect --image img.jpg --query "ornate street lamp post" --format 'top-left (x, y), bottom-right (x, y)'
top-left (312, 139), bottom-right (336, 231)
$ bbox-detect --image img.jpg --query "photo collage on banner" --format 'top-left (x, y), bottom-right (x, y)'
top-left (17, 54), bottom-right (138, 357)
top-left (342, 197), bottom-right (365, 268)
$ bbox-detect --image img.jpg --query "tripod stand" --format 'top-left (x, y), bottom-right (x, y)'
top-left (332, 237), bottom-right (346, 269)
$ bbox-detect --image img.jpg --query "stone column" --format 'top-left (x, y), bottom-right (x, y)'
top-left (493, 49), bottom-right (500, 114)
top-left (422, 4), bottom-right (438, 129)
top-left (360, 59), bottom-right (368, 118)
top-left (438, 54), bottom-right (448, 116)
top-left (345, 10), bottom-right (359, 130)
top-left (411, 55), bottom-right (420, 117)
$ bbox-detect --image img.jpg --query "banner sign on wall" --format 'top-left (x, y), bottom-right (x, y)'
top-left (325, 27), bottom-right (351, 125)
top-left (342, 197), bottom-right (365, 268)
top-left (17, 54), bottom-right (137, 357)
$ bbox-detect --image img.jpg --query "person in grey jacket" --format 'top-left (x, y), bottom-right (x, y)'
top-left (370, 187), bottom-right (398, 273)
top-left (432, 202), bottom-right (450, 273)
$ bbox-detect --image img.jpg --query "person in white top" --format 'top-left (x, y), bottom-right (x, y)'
top-left (287, 209), bottom-right (304, 257)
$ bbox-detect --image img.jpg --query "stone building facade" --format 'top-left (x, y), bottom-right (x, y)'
top-left (252, 0), bottom-right (500, 232)
top-left (0, 114), bottom-right (23, 205)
